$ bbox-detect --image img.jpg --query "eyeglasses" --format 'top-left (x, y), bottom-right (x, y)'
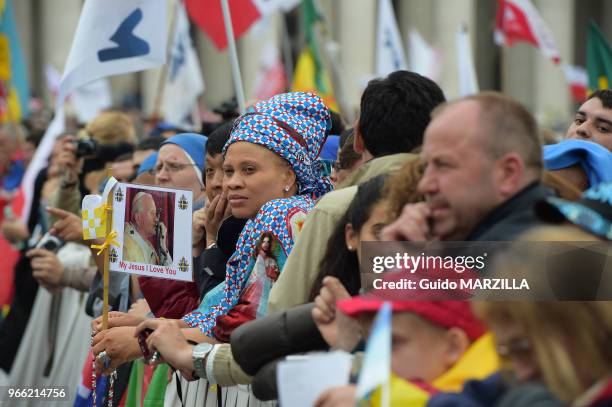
top-left (150, 162), bottom-right (198, 175)
top-left (497, 338), bottom-right (532, 360)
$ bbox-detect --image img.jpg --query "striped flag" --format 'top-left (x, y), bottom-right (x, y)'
top-left (0, 0), bottom-right (29, 122)
top-left (291, 0), bottom-right (338, 111)
top-left (494, 0), bottom-right (560, 64)
top-left (563, 64), bottom-right (588, 103)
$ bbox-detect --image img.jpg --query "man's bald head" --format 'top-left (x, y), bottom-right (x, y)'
top-left (432, 92), bottom-right (543, 178)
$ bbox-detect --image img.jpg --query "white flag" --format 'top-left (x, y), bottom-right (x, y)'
top-left (21, 0), bottom-right (168, 222)
top-left (162, 1), bottom-right (204, 129)
top-left (57, 0), bottom-right (167, 106)
top-left (356, 302), bottom-right (392, 403)
top-left (456, 24), bottom-right (479, 96)
top-left (44, 64), bottom-right (62, 103)
top-left (71, 79), bottom-right (113, 123)
top-left (408, 29), bottom-right (442, 82)
top-left (252, 0), bottom-right (301, 14)
top-left (376, 0), bottom-right (407, 77)
top-left (46, 64), bottom-right (112, 122)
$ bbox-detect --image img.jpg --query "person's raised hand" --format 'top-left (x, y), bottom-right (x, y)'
top-left (381, 202), bottom-right (432, 242)
top-left (47, 207), bottom-right (84, 243)
top-left (312, 277), bottom-right (361, 350)
top-left (203, 192), bottom-right (230, 246)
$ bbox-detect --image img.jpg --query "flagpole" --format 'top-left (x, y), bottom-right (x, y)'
top-left (314, 25), bottom-right (354, 123)
top-left (152, 0), bottom-right (180, 121)
top-left (220, 0), bottom-right (246, 114)
top-left (280, 15), bottom-right (294, 87)
top-left (191, 99), bottom-right (200, 131)
top-left (102, 169), bottom-right (114, 330)
top-left (382, 379), bottom-right (390, 407)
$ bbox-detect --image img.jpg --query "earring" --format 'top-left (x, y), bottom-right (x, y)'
top-left (284, 186), bottom-right (290, 192)
top-left (347, 245), bottom-right (353, 251)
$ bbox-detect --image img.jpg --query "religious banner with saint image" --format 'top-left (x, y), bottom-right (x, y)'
top-left (109, 183), bottom-right (193, 281)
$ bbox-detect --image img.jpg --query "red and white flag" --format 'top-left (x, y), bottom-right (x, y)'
top-left (563, 64), bottom-right (588, 102)
top-left (252, 38), bottom-right (286, 101)
top-left (185, 0), bottom-right (299, 50)
top-left (494, 0), bottom-right (560, 64)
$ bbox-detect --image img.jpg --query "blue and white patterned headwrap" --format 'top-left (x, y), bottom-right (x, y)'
top-left (223, 92), bottom-right (333, 199)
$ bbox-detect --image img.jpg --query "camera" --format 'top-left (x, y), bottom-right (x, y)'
top-left (35, 232), bottom-right (64, 253)
top-left (72, 137), bottom-right (98, 159)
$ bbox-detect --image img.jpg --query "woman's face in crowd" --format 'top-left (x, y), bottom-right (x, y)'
top-left (360, 312), bottom-right (460, 383)
top-left (223, 142), bottom-right (295, 219)
top-left (346, 200), bottom-right (391, 264)
top-left (155, 144), bottom-right (204, 202)
top-left (489, 320), bottom-right (539, 382)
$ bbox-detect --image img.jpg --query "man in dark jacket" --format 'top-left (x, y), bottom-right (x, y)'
top-left (383, 92), bottom-right (550, 243)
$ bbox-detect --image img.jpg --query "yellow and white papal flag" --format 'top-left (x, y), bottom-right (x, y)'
top-left (81, 177), bottom-right (118, 240)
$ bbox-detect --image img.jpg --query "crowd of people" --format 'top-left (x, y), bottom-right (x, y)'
top-left (0, 70), bottom-right (611, 407)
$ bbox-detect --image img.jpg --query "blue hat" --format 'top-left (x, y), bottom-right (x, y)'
top-left (137, 152), bottom-right (158, 176)
top-left (536, 182), bottom-right (612, 241)
top-left (161, 133), bottom-right (207, 186)
top-left (320, 135), bottom-right (340, 161)
top-left (544, 140), bottom-right (612, 187)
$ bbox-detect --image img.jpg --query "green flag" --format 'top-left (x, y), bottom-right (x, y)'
top-left (587, 21), bottom-right (612, 90)
top-left (291, 0), bottom-right (338, 111)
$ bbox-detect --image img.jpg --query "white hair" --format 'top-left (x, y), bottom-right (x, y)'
top-left (131, 192), bottom-right (154, 222)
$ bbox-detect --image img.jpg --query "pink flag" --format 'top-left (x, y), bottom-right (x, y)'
top-left (495, 0), bottom-right (561, 64)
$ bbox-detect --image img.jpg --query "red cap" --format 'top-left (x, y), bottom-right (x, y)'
top-left (337, 268), bottom-right (486, 341)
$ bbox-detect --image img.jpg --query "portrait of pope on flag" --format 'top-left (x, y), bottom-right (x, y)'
top-left (123, 188), bottom-right (174, 266)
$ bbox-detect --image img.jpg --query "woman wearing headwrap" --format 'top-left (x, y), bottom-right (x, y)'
top-left (125, 93), bottom-right (330, 407)
top-left (91, 93), bottom-right (330, 373)
top-left (181, 92), bottom-right (332, 341)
